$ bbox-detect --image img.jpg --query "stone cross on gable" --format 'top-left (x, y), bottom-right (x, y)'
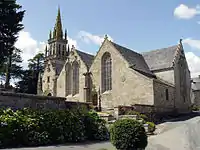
top-left (104, 34), bottom-right (108, 40)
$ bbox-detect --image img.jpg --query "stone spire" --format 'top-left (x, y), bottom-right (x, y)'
top-left (45, 45), bottom-right (48, 57)
top-left (64, 29), bottom-right (67, 40)
top-left (53, 6), bottom-right (63, 40)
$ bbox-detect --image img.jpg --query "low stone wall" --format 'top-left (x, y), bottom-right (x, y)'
top-left (0, 91), bottom-right (90, 110)
top-left (0, 91), bottom-right (66, 110)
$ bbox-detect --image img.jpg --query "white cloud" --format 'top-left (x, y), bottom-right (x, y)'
top-left (185, 52), bottom-right (200, 77)
top-left (67, 36), bottom-right (78, 49)
top-left (78, 31), bottom-right (113, 45)
top-left (15, 31), bottom-right (46, 69)
top-left (174, 4), bottom-right (200, 19)
top-left (183, 38), bottom-right (200, 50)
top-left (197, 21), bottom-right (200, 24)
top-left (15, 31), bottom-right (78, 68)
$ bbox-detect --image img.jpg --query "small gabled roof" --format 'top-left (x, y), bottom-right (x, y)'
top-left (76, 49), bottom-right (94, 68)
top-left (142, 45), bottom-right (178, 71)
top-left (192, 77), bottom-right (200, 91)
top-left (110, 41), bottom-right (155, 78)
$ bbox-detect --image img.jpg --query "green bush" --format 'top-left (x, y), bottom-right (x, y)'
top-left (0, 107), bottom-right (108, 148)
top-left (110, 119), bottom-right (148, 150)
top-left (84, 110), bottom-right (109, 141)
top-left (146, 122), bottom-right (156, 133)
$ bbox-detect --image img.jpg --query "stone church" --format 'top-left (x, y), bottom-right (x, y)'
top-left (37, 8), bottom-right (192, 114)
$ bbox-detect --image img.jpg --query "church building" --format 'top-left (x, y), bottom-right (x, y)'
top-left (37, 8), bottom-right (192, 114)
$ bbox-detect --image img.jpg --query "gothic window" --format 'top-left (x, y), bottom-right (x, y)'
top-left (63, 45), bottom-right (65, 51)
top-left (65, 63), bottom-right (72, 96)
top-left (62, 50), bottom-right (64, 56)
top-left (47, 76), bottom-right (50, 83)
top-left (62, 45), bottom-right (65, 56)
top-left (72, 61), bottom-right (79, 95)
top-left (53, 44), bottom-right (55, 54)
top-left (165, 89), bottom-right (169, 100)
top-left (101, 52), bottom-right (112, 92)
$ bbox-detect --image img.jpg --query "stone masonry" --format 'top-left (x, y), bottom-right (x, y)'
top-left (38, 7), bottom-right (192, 114)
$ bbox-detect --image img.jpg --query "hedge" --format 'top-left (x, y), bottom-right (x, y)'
top-left (0, 107), bottom-right (109, 148)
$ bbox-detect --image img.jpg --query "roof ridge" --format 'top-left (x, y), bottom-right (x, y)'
top-left (110, 41), bottom-right (142, 56)
top-left (142, 45), bottom-right (178, 54)
top-left (75, 49), bottom-right (94, 57)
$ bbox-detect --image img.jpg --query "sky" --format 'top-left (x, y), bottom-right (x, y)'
top-left (15, 0), bottom-right (200, 77)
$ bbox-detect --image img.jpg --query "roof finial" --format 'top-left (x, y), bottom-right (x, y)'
top-left (179, 39), bottom-right (182, 44)
top-left (104, 34), bottom-right (108, 40)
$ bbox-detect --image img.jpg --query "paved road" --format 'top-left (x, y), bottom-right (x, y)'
top-left (7, 142), bottom-right (115, 150)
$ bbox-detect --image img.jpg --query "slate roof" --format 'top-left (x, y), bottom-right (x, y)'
top-left (110, 41), bottom-right (155, 78)
top-left (51, 61), bottom-right (65, 75)
top-left (142, 45), bottom-right (178, 71)
top-left (76, 50), bottom-right (94, 68)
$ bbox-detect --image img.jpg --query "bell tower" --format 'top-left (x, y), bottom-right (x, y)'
top-left (45, 7), bottom-right (70, 62)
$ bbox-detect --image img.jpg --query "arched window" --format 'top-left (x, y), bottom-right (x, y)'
top-left (65, 63), bottom-right (72, 96)
top-left (53, 44), bottom-right (55, 55)
top-left (63, 45), bottom-right (65, 51)
top-left (101, 52), bottom-right (112, 92)
top-left (72, 61), bottom-right (79, 95)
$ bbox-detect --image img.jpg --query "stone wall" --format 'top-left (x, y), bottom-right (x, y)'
top-left (0, 91), bottom-right (66, 110)
top-left (90, 39), bottom-right (154, 109)
top-left (153, 79), bottom-right (175, 111)
top-left (193, 90), bottom-right (200, 107)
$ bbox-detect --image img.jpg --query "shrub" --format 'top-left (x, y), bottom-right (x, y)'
top-left (0, 107), bottom-right (108, 148)
top-left (84, 110), bottom-right (109, 141)
top-left (146, 122), bottom-right (156, 133)
top-left (110, 119), bottom-right (148, 150)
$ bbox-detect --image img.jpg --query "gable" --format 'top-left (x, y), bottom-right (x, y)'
top-left (142, 45), bottom-right (178, 71)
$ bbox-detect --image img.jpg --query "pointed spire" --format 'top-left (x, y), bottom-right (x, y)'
top-left (45, 45), bottom-right (48, 57)
top-left (49, 30), bottom-right (52, 39)
top-left (65, 29), bottom-right (67, 40)
top-left (53, 6), bottom-right (63, 40)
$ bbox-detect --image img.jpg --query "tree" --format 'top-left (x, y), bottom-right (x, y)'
top-left (28, 53), bottom-right (44, 73)
top-left (0, 48), bottom-right (23, 81)
top-left (16, 53), bottom-right (44, 94)
top-left (15, 70), bottom-right (33, 93)
top-left (0, 0), bottom-right (25, 88)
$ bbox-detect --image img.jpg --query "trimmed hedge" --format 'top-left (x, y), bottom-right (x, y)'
top-left (0, 107), bottom-right (109, 148)
top-left (110, 119), bottom-right (147, 150)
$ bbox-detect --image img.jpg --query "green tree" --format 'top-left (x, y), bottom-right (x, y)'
top-left (0, 48), bottom-right (23, 81)
top-left (0, 0), bottom-right (25, 88)
top-left (16, 53), bottom-right (44, 94)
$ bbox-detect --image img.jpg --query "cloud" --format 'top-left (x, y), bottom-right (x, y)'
top-left (15, 31), bottom-right (78, 68)
top-left (67, 36), bottom-right (78, 49)
top-left (15, 31), bottom-right (46, 69)
top-left (185, 52), bottom-right (200, 77)
top-left (78, 31), bottom-right (113, 45)
top-left (174, 4), bottom-right (200, 19)
top-left (183, 38), bottom-right (200, 50)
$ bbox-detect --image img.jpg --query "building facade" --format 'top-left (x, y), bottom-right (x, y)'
top-left (38, 8), bottom-right (192, 114)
